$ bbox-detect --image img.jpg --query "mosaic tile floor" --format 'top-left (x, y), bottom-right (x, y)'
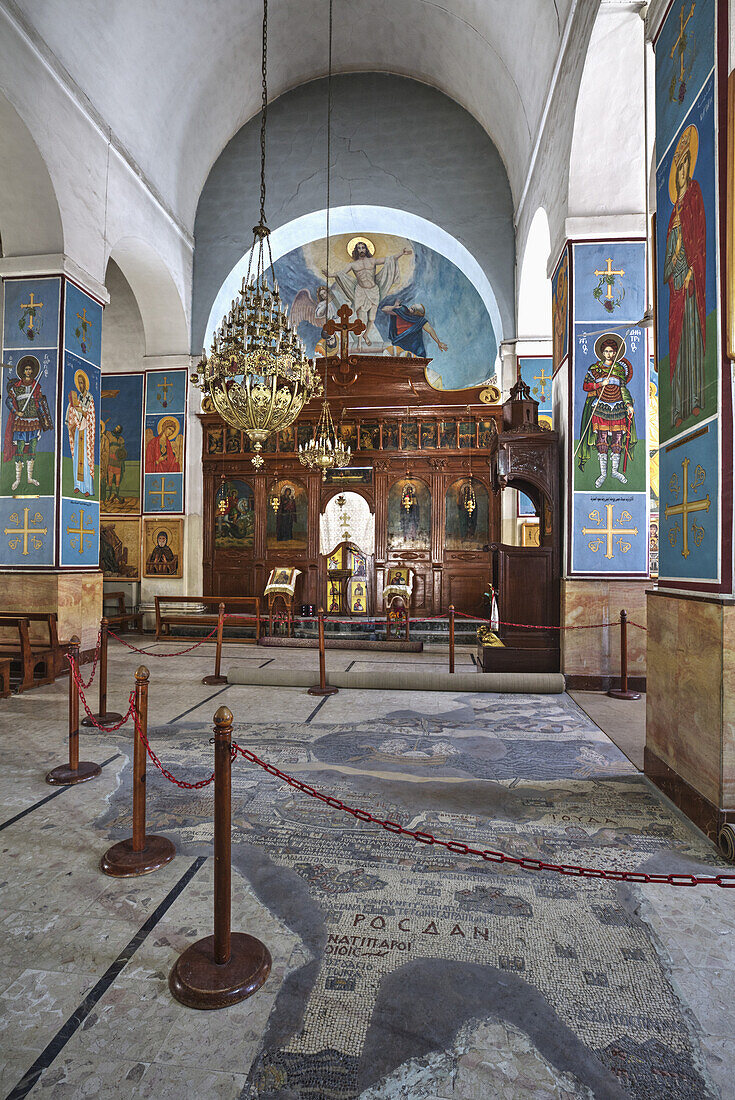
top-left (1, 643), bottom-right (734, 1099)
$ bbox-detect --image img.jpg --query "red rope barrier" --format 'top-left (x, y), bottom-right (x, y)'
top-left (67, 654), bottom-right (135, 731)
top-left (133, 706), bottom-right (228, 790)
top-left (109, 626), bottom-right (220, 656)
top-left (74, 631), bottom-right (102, 688)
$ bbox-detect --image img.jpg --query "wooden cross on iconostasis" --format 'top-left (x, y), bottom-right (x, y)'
top-left (322, 305), bottom-right (365, 387)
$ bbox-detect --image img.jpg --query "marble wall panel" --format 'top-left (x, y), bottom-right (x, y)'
top-left (720, 606), bottom-right (735, 809)
top-left (561, 579), bottom-right (648, 679)
top-left (0, 570), bottom-right (102, 653)
top-left (646, 592), bottom-right (722, 808)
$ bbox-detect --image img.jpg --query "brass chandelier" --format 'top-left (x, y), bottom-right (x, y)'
top-left (297, 0), bottom-right (349, 480)
top-left (191, 0), bottom-right (321, 470)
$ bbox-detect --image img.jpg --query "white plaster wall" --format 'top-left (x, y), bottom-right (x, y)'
top-left (517, 207), bottom-right (553, 339)
top-left (101, 260), bottom-right (146, 374)
top-left (567, 5), bottom-right (646, 221)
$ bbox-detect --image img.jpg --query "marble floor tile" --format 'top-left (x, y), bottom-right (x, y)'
top-left (0, 969), bottom-right (93, 1051)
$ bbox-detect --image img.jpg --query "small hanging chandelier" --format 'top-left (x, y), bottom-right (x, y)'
top-left (461, 482), bottom-right (477, 515)
top-left (299, 398), bottom-right (351, 477)
top-left (401, 481), bottom-right (415, 512)
top-left (190, 0), bottom-right (321, 470)
top-left (463, 406), bottom-right (477, 515)
top-left (298, 0), bottom-right (349, 481)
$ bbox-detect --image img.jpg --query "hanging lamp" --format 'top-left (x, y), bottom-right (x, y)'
top-left (298, 0), bottom-right (351, 479)
top-left (462, 407), bottom-right (477, 516)
top-left (191, 0), bottom-right (321, 470)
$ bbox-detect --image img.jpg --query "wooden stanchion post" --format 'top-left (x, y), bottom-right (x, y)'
top-left (308, 609), bottom-right (338, 697)
top-left (169, 706), bottom-right (271, 1009)
top-left (607, 609), bottom-right (641, 701)
top-left (46, 636), bottom-right (101, 786)
top-left (101, 666), bottom-right (176, 876)
top-left (203, 603), bottom-right (228, 685)
top-left (82, 617), bottom-right (124, 726)
top-left (449, 605), bottom-right (455, 674)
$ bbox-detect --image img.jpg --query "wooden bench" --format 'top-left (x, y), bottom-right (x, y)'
top-left (0, 658), bottom-right (11, 698)
top-left (103, 591), bottom-right (142, 633)
top-left (0, 615), bottom-right (62, 693)
top-left (154, 596), bottom-right (261, 644)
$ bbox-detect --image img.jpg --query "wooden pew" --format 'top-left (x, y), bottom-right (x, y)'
top-left (103, 591), bottom-right (142, 633)
top-left (0, 615), bottom-right (60, 693)
top-left (154, 595), bottom-right (260, 644)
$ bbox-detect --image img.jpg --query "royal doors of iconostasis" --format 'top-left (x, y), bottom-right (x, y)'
top-left (320, 492), bottom-right (375, 615)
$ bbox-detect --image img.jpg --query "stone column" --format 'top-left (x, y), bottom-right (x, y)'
top-left (0, 258), bottom-right (108, 653)
top-left (644, 0), bottom-right (733, 848)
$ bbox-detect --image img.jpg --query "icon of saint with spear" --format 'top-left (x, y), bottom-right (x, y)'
top-left (578, 333), bottom-right (637, 488)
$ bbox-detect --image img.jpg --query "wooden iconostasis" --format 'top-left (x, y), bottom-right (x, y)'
top-left (201, 394), bottom-right (504, 617)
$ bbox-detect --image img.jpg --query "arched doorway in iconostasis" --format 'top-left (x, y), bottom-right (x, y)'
top-left (320, 492), bottom-right (375, 615)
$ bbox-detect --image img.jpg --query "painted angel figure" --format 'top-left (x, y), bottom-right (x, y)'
top-left (289, 284), bottom-right (338, 356)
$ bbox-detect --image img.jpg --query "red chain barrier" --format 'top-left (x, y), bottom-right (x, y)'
top-left (74, 630), bottom-right (102, 689)
top-left (133, 706), bottom-right (232, 790)
top-left (67, 654), bottom-right (135, 731)
top-left (230, 742), bottom-right (734, 888)
top-left (109, 626), bottom-right (220, 656)
top-left (453, 609), bottom-right (647, 631)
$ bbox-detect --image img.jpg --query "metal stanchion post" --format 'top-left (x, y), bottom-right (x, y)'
top-left (308, 609), bottom-right (338, 697)
top-left (607, 609), bottom-right (641, 700)
top-left (449, 605), bottom-right (455, 673)
top-left (101, 666), bottom-right (176, 876)
top-left (169, 706), bottom-right (271, 1008)
top-left (203, 603), bottom-right (228, 686)
top-left (46, 636), bottom-right (102, 786)
top-left (82, 617), bottom-right (123, 726)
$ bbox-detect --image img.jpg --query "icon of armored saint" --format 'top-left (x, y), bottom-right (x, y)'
top-left (578, 334), bottom-right (637, 488)
top-left (3, 356), bottom-right (53, 493)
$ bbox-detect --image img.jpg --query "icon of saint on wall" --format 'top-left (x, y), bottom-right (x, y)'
top-left (146, 416), bottom-right (182, 473)
top-left (3, 355), bottom-right (53, 494)
top-left (664, 124), bottom-right (706, 428)
top-left (65, 369), bottom-right (95, 497)
top-left (578, 334), bottom-right (637, 489)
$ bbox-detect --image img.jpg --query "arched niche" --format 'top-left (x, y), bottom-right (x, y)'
top-left (387, 476), bottom-right (431, 551)
top-left (0, 91), bottom-right (64, 258)
top-left (445, 478), bottom-right (489, 551)
top-left (517, 207), bottom-right (552, 338)
top-left (320, 491), bottom-right (375, 557)
top-left (107, 237), bottom-right (189, 357)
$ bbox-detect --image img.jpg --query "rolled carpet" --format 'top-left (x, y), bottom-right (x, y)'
top-left (226, 667), bottom-right (565, 693)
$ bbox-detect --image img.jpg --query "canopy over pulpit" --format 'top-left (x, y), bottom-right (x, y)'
top-left (486, 378), bottom-right (560, 672)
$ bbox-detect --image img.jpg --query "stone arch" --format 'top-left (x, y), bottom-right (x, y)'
top-left (517, 206), bottom-right (552, 338)
top-left (0, 90), bottom-right (64, 258)
top-left (107, 237), bottom-right (189, 357)
top-left (193, 74), bottom-right (515, 354)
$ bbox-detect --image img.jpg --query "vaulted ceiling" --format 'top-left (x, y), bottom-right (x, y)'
top-left (13, 0), bottom-right (580, 229)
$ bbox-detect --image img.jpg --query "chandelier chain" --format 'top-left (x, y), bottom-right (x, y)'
top-left (325, 0), bottom-right (333, 294)
top-left (259, 0), bottom-right (269, 227)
